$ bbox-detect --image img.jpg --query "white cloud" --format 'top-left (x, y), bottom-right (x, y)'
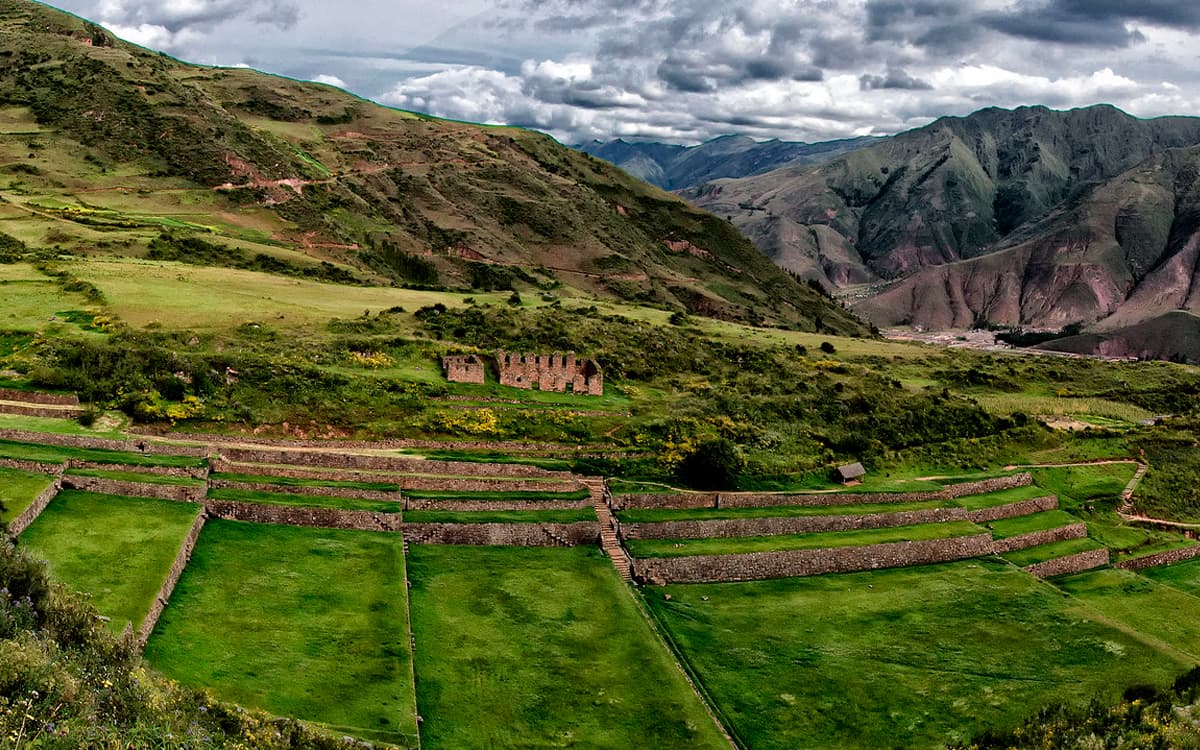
top-left (311, 74), bottom-right (347, 88)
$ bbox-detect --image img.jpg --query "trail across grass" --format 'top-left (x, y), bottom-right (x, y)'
top-left (407, 545), bottom-right (729, 750)
top-left (144, 520), bottom-right (419, 746)
top-left (646, 559), bottom-right (1188, 750)
top-left (18, 491), bottom-right (200, 633)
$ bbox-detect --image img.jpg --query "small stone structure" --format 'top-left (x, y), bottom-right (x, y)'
top-left (835, 462), bottom-right (867, 485)
top-left (442, 354), bottom-right (486, 385)
top-left (496, 351), bottom-right (603, 396)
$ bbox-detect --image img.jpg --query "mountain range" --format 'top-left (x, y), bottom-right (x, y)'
top-left (0, 0), bottom-right (864, 335)
top-left (679, 105), bottom-right (1200, 360)
top-left (576, 134), bottom-right (876, 191)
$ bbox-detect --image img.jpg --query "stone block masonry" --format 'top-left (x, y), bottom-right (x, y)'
top-left (66, 460), bottom-right (210, 481)
top-left (208, 479), bottom-right (402, 504)
top-left (402, 521), bottom-right (600, 547)
top-left (0, 403), bottom-right (84, 419)
top-left (0, 457), bottom-right (63, 475)
top-left (0, 429), bottom-right (208, 458)
top-left (403, 497), bottom-right (592, 512)
top-left (205, 499), bottom-right (406, 533)
top-left (7, 478), bottom-right (62, 537)
top-left (441, 354), bottom-right (486, 385)
top-left (1114, 545), bottom-right (1200, 571)
top-left (613, 474), bottom-right (1035, 511)
top-left (61, 475), bottom-right (208, 504)
top-left (991, 523), bottom-right (1088, 555)
top-left (0, 389), bottom-right (80, 406)
top-left (1024, 548), bottom-right (1110, 578)
top-left (137, 512), bottom-right (206, 647)
top-left (621, 495), bottom-right (1059, 541)
top-left (633, 533), bottom-right (996, 584)
top-left (217, 447), bottom-right (572, 478)
top-left (496, 350), bottom-right (603, 396)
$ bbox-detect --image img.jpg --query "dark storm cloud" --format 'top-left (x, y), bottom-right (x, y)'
top-left (984, 1), bottom-right (1200, 47)
top-left (97, 0), bottom-right (300, 32)
top-left (860, 68), bottom-right (933, 90)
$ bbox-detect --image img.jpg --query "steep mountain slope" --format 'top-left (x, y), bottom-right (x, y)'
top-left (579, 134), bottom-right (876, 191)
top-left (0, 0), bottom-right (865, 334)
top-left (685, 106), bottom-right (1200, 296)
top-left (854, 145), bottom-right (1200, 332)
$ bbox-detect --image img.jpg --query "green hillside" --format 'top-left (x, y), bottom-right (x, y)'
top-left (0, 0), bottom-right (864, 334)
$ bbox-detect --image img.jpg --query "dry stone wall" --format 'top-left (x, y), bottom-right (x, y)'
top-left (62, 475), bottom-right (207, 504)
top-left (208, 479), bottom-right (402, 503)
top-left (402, 521), bottom-right (599, 547)
top-left (7, 478), bottom-right (62, 537)
top-left (1024, 549), bottom-right (1110, 578)
top-left (614, 474), bottom-right (1035, 511)
top-left (0, 389), bottom-right (79, 406)
top-left (0, 457), bottom-right (62, 475)
top-left (405, 497), bottom-right (591, 512)
top-left (204, 499), bottom-right (405, 532)
top-left (441, 354), bottom-right (486, 384)
top-left (1115, 545), bottom-right (1200, 571)
top-left (633, 533), bottom-right (996, 584)
top-left (967, 495), bottom-right (1057, 523)
top-left (218, 447), bottom-right (571, 478)
top-left (621, 507), bottom-right (971, 540)
top-left (991, 523), bottom-right (1088, 555)
top-left (65, 460), bottom-right (209, 480)
top-left (137, 512), bottom-right (206, 647)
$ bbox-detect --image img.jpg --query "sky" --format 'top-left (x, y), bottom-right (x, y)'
top-left (44, 0), bottom-right (1200, 145)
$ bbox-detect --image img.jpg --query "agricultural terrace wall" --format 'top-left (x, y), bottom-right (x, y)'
top-left (613, 474), bottom-right (1035, 511)
top-left (404, 497), bottom-right (591, 512)
top-left (401, 522), bottom-right (599, 547)
top-left (1114, 545), bottom-right (1200, 571)
top-left (633, 533), bottom-right (995, 584)
top-left (210, 460), bottom-right (579, 491)
top-left (991, 523), bottom-right (1088, 555)
top-left (0, 403), bottom-right (83, 419)
top-left (61, 476), bottom-right (207, 504)
top-left (0, 389), bottom-right (80, 406)
top-left (0, 429), bottom-right (207, 458)
top-left (137, 512), bottom-right (206, 647)
top-left (217, 447), bottom-right (572, 478)
top-left (204, 500), bottom-right (405, 532)
top-left (7, 478), bottom-right (62, 537)
top-left (0, 457), bottom-right (63, 475)
top-left (620, 495), bottom-right (1060, 541)
top-left (967, 495), bottom-right (1058, 523)
top-left (208, 479), bottom-right (402, 503)
top-left (65, 460), bottom-right (209, 480)
top-left (135, 429), bottom-right (613, 454)
top-left (1024, 549), bottom-right (1110, 578)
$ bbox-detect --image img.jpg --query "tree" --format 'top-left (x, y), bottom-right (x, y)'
top-left (676, 438), bottom-right (745, 490)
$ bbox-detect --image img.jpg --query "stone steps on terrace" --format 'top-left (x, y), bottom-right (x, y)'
top-left (586, 478), bottom-right (633, 582)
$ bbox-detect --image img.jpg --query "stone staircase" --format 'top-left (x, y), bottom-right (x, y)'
top-left (586, 478), bottom-right (633, 582)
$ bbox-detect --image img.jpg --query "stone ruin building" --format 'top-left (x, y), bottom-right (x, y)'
top-left (496, 351), bottom-right (603, 396)
top-left (441, 354), bottom-right (486, 385)
top-left (442, 351), bottom-right (603, 395)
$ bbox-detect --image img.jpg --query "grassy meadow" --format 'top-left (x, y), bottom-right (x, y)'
top-left (18, 491), bottom-right (201, 633)
top-left (406, 545), bottom-right (729, 750)
top-left (0, 465), bottom-right (55, 524)
top-left (646, 559), bottom-right (1191, 750)
top-left (144, 520), bottom-right (419, 746)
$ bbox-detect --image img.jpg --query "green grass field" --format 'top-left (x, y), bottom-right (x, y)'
top-left (406, 545), bottom-right (729, 750)
top-left (999, 537), bottom-right (1105, 567)
top-left (625, 520), bottom-right (984, 559)
top-left (0, 466), bottom-right (55, 525)
top-left (18, 491), bottom-right (200, 633)
top-left (211, 471), bottom-right (400, 492)
top-left (617, 497), bottom-right (957, 524)
top-left (645, 559), bottom-right (1189, 749)
top-left (986, 510), bottom-right (1080, 538)
top-left (0, 439), bottom-right (206, 468)
top-left (1055, 568), bottom-right (1200, 661)
top-left (205, 487), bottom-right (403, 514)
top-left (144, 520), bottom-right (418, 746)
top-left (1141, 557), bottom-right (1200, 598)
top-left (65, 467), bottom-right (205, 486)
